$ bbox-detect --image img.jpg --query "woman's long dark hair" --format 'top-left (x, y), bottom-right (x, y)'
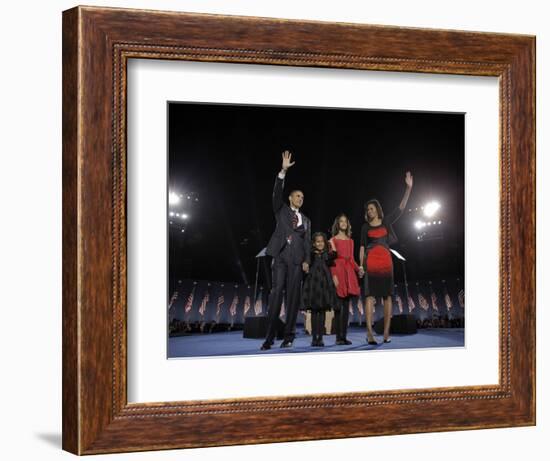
top-left (331, 213), bottom-right (352, 238)
top-left (364, 199), bottom-right (384, 223)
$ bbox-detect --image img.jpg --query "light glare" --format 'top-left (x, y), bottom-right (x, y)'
top-left (423, 201), bottom-right (441, 217)
top-left (169, 192), bottom-right (180, 205)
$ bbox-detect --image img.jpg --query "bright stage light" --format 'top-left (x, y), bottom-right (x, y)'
top-left (414, 220), bottom-right (425, 229)
top-left (423, 201), bottom-right (441, 217)
top-left (169, 192), bottom-right (180, 205)
top-left (181, 214), bottom-right (189, 219)
top-left (169, 211), bottom-right (175, 217)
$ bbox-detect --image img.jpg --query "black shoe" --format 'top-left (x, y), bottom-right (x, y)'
top-left (383, 338), bottom-right (392, 343)
top-left (311, 338), bottom-right (325, 347)
top-left (260, 341), bottom-right (272, 350)
top-left (280, 340), bottom-right (293, 348)
top-left (367, 337), bottom-right (378, 345)
top-left (335, 339), bottom-right (352, 345)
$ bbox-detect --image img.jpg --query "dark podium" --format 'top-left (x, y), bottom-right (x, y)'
top-left (243, 316), bottom-right (285, 339)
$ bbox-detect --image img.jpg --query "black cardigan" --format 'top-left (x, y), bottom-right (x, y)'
top-left (360, 206), bottom-right (403, 249)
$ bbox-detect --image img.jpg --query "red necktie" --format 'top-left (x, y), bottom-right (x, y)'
top-left (292, 211), bottom-right (298, 229)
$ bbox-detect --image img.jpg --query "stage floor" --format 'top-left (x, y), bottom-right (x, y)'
top-left (168, 327), bottom-right (465, 358)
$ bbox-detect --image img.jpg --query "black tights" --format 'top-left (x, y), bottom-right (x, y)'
top-left (333, 296), bottom-right (351, 341)
top-left (311, 310), bottom-right (326, 342)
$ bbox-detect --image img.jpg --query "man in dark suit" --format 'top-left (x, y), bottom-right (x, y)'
top-left (261, 151), bottom-right (311, 350)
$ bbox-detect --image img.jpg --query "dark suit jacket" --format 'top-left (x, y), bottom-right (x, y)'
top-left (266, 175), bottom-right (311, 265)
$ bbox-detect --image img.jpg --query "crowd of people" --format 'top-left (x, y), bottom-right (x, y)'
top-left (169, 304), bottom-right (465, 336)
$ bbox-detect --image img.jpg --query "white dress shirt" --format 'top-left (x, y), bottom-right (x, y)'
top-left (278, 170), bottom-right (303, 226)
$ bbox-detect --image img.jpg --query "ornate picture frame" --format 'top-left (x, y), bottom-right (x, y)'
top-left (62, 5), bottom-right (535, 454)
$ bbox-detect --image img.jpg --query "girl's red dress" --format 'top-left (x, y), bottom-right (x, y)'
top-left (329, 237), bottom-right (361, 298)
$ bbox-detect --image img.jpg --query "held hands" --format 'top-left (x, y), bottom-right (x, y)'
top-left (405, 171), bottom-right (413, 188)
top-left (358, 266), bottom-right (365, 278)
top-left (302, 262), bottom-right (309, 273)
top-left (282, 150), bottom-right (295, 171)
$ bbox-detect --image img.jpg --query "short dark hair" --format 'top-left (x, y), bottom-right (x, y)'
top-left (289, 189), bottom-right (303, 196)
top-left (364, 199), bottom-right (384, 222)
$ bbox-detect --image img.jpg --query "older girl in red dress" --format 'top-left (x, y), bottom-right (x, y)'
top-left (329, 214), bottom-right (364, 345)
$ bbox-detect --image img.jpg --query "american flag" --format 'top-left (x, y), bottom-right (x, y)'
top-left (445, 292), bottom-right (453, 310)
top-left (216, 291), bottom-right (225, 318)
top-left (396, 293), bottom-right (403, 313)
top-left (357, 297), bottom-right (364, 315)
top-left (198, 291), bottom-right (210, 317)
top-left (408, 294), bottom-right (416, 311)
top-left (229, 293), bottom-right (239, 317)
top-left (418, 292), bottom-right (429, 310)
top-left (184, 285), bottom-right (196, 313)
top-left (254, 294), bottom-right (263, 316)
top-left (168, 291), bottom-right (178, 309)
top-left (243, 295), bottom-right (251, 316)
top-left (458, 289), bottom-right (465, 308)
top-left (431, 291), bottom-right (439, 311)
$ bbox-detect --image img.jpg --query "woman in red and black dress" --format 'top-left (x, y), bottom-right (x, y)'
top-left (329, 214), bottom-right (364, 345)
top-left (360, 171), bottom-right (413, 344)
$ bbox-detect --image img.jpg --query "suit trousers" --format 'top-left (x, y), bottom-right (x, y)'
top-left (265, 254), bottom-right (303, 342)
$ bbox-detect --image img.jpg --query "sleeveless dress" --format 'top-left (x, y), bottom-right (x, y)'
top-left (360, 222), bottom-right (394, 297)
top-left (301, 250), bottom-right (339, 312)
top-left (329, 237), bottom-right (361, 299)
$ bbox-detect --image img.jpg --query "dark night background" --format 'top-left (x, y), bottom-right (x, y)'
top-left (168, 102), bottom-right (464, 294)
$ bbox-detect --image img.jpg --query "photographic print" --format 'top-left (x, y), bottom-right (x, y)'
top-left (167, 102), bottom-right (465, 358)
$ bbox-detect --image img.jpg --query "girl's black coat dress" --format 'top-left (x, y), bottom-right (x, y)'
top-left (301, 249), bottom-right (339, 312)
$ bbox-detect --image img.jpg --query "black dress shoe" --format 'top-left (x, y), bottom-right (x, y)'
top-left (335, 339), bottom-right (352, 346)
top-left (280, 340), bottom-right (293, 348)
top-left (260, 342), bottom-right (271, 350)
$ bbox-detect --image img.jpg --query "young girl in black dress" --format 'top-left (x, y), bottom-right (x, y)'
top-left (301, 232), bottom-right (339, 347)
